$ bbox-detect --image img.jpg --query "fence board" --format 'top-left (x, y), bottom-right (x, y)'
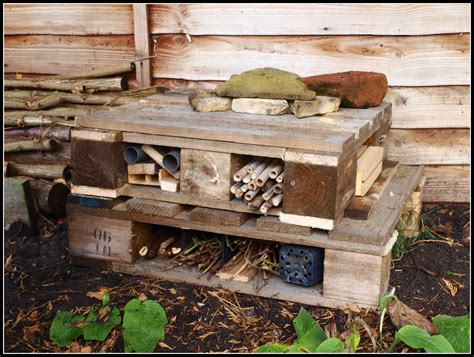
top-left (149, 4), bottom-right (471, 35)
top-left (152, 34), bottom-right (470, 86)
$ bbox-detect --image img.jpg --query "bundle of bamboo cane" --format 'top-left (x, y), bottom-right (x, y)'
top-left (230, 157), bottom-right (284, 214)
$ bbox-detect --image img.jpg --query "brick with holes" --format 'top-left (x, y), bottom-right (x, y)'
top-left (279, 244), bottom-right (324, 286)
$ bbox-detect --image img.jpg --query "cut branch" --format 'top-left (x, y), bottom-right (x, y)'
top-left (7, 163), bottom-right (70, 180)
top-left (4, 139), bottom-right (59, 153)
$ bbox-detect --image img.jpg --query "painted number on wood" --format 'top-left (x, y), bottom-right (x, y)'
top-left (93, 228), bottom-right (112, 256)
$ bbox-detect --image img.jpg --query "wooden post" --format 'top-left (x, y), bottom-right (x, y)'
top-left (133, 4), bottom-right (152, 88)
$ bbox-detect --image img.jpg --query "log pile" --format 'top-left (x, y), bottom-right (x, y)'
top-left (231, 157), bottom-right (284, 214)
top-left (3, 62), bottom-right (163, 226)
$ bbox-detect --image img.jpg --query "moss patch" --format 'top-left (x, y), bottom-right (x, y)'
top-left (216, 67), bottom-right (316, 100)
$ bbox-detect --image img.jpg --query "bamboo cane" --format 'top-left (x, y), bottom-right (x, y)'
top-left (271, 194), bottom-right (284, 207)
top-left (269, 163), bottom-right (284, 179)
top-left (276, 172), bottom-right (284, 183)
top-left (233, 159), bottom-right (259, 182)
top-left (250, 158), bottom-right (272, 180)
top-left (256, 158), bottom-right (279, 187)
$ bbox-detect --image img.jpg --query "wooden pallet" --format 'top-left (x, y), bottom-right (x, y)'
top-left (72, 92), bottom-right (392, 230)
top-left (67, 164), bottom-right (423, 308)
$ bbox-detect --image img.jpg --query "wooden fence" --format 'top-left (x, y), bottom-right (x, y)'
top-left (4, 3), bottom-right (470, 202)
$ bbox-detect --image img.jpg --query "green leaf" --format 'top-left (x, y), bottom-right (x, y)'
top-left (83, 307), bottom-right (121, 341)
top-left (49, 311), bottom-right (86, 347)
top-left (315, 338), bottom-right (345, 352)
top-left (379, 294), bottom-right (397, 310)
top-left (102, 291), bottom-right (110, 306)
top-left (432, 315), bottom-right (470, 352)
top-left (256, 343), bottom-right (289, 353)
top-left (395, 325), bottom-right (455, 353)
top-left (345, 328), bottom-right (360, 352)
top-left (123, 298), bottom-right (168, 353)
top-left (292, 308), bottom-right (327, 352)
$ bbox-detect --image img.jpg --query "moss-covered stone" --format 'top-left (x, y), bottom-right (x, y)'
top-left (216, 67), bottom-right (316, 100)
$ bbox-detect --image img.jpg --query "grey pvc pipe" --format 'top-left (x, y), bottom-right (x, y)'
top-left (124, 145), bottom-right (149, 164)
top-left (162, 149), bottom-right (180, 173)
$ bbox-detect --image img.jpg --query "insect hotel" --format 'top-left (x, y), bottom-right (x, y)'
top-left (4, 4), bottom-right (467, 311)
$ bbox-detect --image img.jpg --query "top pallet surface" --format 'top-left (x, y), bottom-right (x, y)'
top-left (75, 92), bottom-right (391, 155)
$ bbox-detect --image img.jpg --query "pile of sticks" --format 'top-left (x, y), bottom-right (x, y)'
top-left (4, 63), bottom-right (162, 220)
top-left (230, 157), bottom-right (284, 214)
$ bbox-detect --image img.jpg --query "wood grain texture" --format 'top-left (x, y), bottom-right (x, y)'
top-left (4, 4), bottom-right (134, 35)
top-left (133, 4), bottom-right (152, 87)
top-left (423, 166), bottom-right (470, 203)
top-left (387, 86), bottom-right (470, 129)
top-left (323, 249), bottom-right (391, 306)
top-left (71, 139), bottom-right (127, 189)
top-left (330, 165), bottom-right (423, 245)
top-left (68, 212), bottom-right (152, 264)
top-left (149, 4), bottom-right (470, 35)
top-left (4, 141), bottom-right (71, 165)
top-left (283, 153), bottom-right (356, 221)
top-left (256, 216), bottom-right (312, 236)
top-left (125, 198), bottom-right (186, 218)
top-left (386, 129), bottom-right (469, 165)
top-left (67, 203), bottom-right (396, 256)
top-left (4, 177), bottom-right (37, 229)
top-left (5, 35), bottom-right (135, 75)
top-left (152, 34), bottom-right (470, 85)
top-left (189, 207), bottom-right (252, 227)
top-left (180, 149), bottom-right (245, 201)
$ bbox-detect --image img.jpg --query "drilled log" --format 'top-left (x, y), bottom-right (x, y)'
top-left (4, 139), bottom-right (59, 153)
top-left (29, 179), bottom-right (70, 215)
top-left (7, 163), bottom-right (70, 180)
top-left (4, 126), bottom-right (71, 142)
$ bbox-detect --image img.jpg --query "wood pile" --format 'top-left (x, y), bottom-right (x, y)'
top-left (231, 158), bottom-right (284, 214)
top-left (3, 62), bottom-right (163, 228)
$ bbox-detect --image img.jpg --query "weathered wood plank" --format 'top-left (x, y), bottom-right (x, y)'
top-left (256, 216), bottom-right (312, 236)
top-left (4, 177), bottom-right (37, 230)
top-left (330, 165), bottom-right (424, 245)
top-left (152, 34), bottom-right (470, 86)
top-left (149, 4), bottom-right (471, 35)
top-left (112, 258), bottom-right (377, 309)
top-left (68, 212), bottom-right (152, 264)
top-left (67, 203), bottom-right (397, 256)
top-left (189, 207), bottom-right (251, 227)
top-left (423, 166), bottom-right (470, 203)
top-left (4, 35), bottom-right (135, 75)
top-left (4, 4), bottom-right (134, 35)
top-left (387, 86), bottom-right (470, 129)
top-left (133, 4), bottom-right (152, 87)
top-left (386, 129), bottom-right (469, 165)
top-left (323, 249), bottom-right (391, 306)
top-left (125, 198), bottom-right (186, 218)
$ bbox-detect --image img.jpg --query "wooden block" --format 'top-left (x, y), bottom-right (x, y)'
top-left (125, 197), bottom-right (186, 218)
top-left (216, 254), bottom-right (258, 283)
top-left (67, 194), bottom-right (125, 209)
top-left (4, 177), bottom-right (37, 231)
top-left (399, 174), bottom-right (425, 238)
top-left (345, 160), bottom-right (399, 220)
top-left (180, 149), bottom-right (246, 200)
top-left (356, 161), bottom-right (383, 196)
top-left (71, 128), bottom-right (122, 142)
top-left (256, 216), bottom-right (312, 236)
top-left (357, 146), bottom-right (384, 183)
top-left (71, 185), bottom-right (122, 198)
top-left (323, 248), bottom-right (391, 306)
top-left (128, 162), bottom-right (159, 175)
top-left (68, 211), bottom-right (152, 264)
top-left (128, 172), bottom-right (161, 187)
top-left (283, 152), bottom-right (356, 224)
top-left (159, 169), bottom-right (179, 192)
top-left (190, 207), bottom-right (251, 227)
top-left (71, 138), bottom-right (127, 189)
top-left (356, 145), bottom-right (368, 159)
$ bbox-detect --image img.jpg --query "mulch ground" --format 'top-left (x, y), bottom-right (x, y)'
top-left (4, 203), bottom-right (470, 353)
